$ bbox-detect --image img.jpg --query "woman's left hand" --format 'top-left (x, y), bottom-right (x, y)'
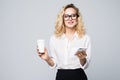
top-left (75, 50), bottom-right (87, 59)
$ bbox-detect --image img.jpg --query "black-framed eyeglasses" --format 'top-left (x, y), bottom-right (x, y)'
top-left (63, 14), bottom-right (79, 21)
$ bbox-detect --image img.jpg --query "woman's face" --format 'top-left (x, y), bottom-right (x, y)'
top-left (63, 8), bottom-right (78, 28)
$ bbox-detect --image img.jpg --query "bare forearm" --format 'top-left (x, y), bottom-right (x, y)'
top-left (45, 57), bottom-right (55, 67)
top-left (80, 58), bottom-right (86, 66)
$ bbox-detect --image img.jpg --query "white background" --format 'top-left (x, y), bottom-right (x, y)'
top-left (0, 0), bottom-right (120, 80)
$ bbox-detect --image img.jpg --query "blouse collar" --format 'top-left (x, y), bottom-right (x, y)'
top-left (61, 32), bottom-right (79, 39)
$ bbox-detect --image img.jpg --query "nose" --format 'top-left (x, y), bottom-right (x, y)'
top-left (69, 16), bottom-right (72, 20)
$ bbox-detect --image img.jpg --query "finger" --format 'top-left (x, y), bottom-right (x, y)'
top-left (37, 49), bottom-right (43, 54)
top-left (37, 49), bottom-right (41, 54)
top-left (76, 51), bottom-right (82, 55)
top-left (37, 48), bottom-right (39, 52)
top-left (44, 48), bottom-right (48, 54)
top-left (76, 53), bottom-right (82, 57)
top-left (37, 49), bottom-right (39, 53)
top-left (38, 54), bottom-right (42, 57)
top-left (79, 53), bottom-right (83, 57)
top-left (82, 51), bottom-right (87, 56)
top-left (78, 53), bottom-right (86, 59)
top-left (38, 53), bottom-right (42, 56)
top-left (38, 53), bottom-right (45, 57)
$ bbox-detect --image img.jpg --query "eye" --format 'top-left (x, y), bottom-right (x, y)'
top-left (72, 14), bottom-right (77, 17)
top-left (64, 15), bottom-right (69, 18)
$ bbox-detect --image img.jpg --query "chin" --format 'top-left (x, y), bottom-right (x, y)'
top-left (68, 25), bottom-right (76, 27)
top-left (66, 26), bottom-right (75, 29)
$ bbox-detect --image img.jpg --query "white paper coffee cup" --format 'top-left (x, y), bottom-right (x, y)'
top-left (37, 39), bottom-right (45, 53)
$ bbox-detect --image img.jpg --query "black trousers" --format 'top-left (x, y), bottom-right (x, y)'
top-left (56, 68), bottom-right (88, 80)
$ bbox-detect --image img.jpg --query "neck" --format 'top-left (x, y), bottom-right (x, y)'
top-left (65, 27), bottom-right (75, 34)
top-left (65, 27), bottom-right (76, 40)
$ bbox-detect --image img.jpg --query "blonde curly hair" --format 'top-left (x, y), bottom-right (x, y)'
top-left (54, 4), bottom-right (86, 38)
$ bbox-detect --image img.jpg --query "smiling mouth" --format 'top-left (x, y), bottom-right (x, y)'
top-left (68, 21), bottom-right (74, 24)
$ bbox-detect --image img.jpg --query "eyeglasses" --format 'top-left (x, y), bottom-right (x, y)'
top-left (63, 14), bottom-right (79, 21)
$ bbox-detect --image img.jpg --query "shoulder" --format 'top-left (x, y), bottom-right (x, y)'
top-left (50, 34), bottom-right (57, 40)
top-left (83, 34), bottom-right (91, 42)
top-left (50, 34), bottom-right (64, 40)
top-left (49, 34), bottom-right (58, 43)
top-left (84, 34), bottom-right (90, 39)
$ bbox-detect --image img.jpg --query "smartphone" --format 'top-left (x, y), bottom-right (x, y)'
top-left (78, 48), bottom-right (86, 52)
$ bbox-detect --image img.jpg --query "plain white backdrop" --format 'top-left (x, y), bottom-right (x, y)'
top-left (0, 0), bottom-right (120, 80)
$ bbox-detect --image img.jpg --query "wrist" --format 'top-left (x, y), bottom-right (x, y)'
top-left (45, 56), bottom-right (51, 62)
top-left (80, 57), bottom-right (86, 60)
top-left (80, 58), bottom-right (86, 66)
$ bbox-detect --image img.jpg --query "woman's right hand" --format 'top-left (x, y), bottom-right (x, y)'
top-left (37, 47), bottom-right (55, 67)
top-left (37, 48), bottom-right (49, 61)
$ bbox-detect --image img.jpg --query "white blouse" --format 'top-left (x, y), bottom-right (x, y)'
top-left (49, 33), bottom-right (91, 70)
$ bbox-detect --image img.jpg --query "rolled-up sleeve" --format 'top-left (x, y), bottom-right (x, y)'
top-left (81, 36), bottom-right (91, 69)
top-left (49, 36), bottom-right (57, 69)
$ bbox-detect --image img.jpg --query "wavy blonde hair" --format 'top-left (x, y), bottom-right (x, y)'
top-left (54, 4), bottom-right (86, 38)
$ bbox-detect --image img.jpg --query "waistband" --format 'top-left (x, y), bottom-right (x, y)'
top-left (58, 68), bottom-right (83, 71)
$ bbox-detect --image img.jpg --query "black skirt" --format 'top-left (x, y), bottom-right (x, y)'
top-left (56, 68), bottom-right (88, 80)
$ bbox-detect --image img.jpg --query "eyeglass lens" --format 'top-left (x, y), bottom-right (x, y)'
top-left (64, 14), bottom-right (78, 20)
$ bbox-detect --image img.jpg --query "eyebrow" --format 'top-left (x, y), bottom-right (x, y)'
top-left (64, 13), bottom-right (77, 15)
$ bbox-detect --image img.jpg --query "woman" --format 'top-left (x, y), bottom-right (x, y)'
top-left (37, 3), bottom-right (91, 80)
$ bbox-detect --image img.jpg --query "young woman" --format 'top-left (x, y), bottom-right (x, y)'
top-left (37, 3), bottom-right (91, 80)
